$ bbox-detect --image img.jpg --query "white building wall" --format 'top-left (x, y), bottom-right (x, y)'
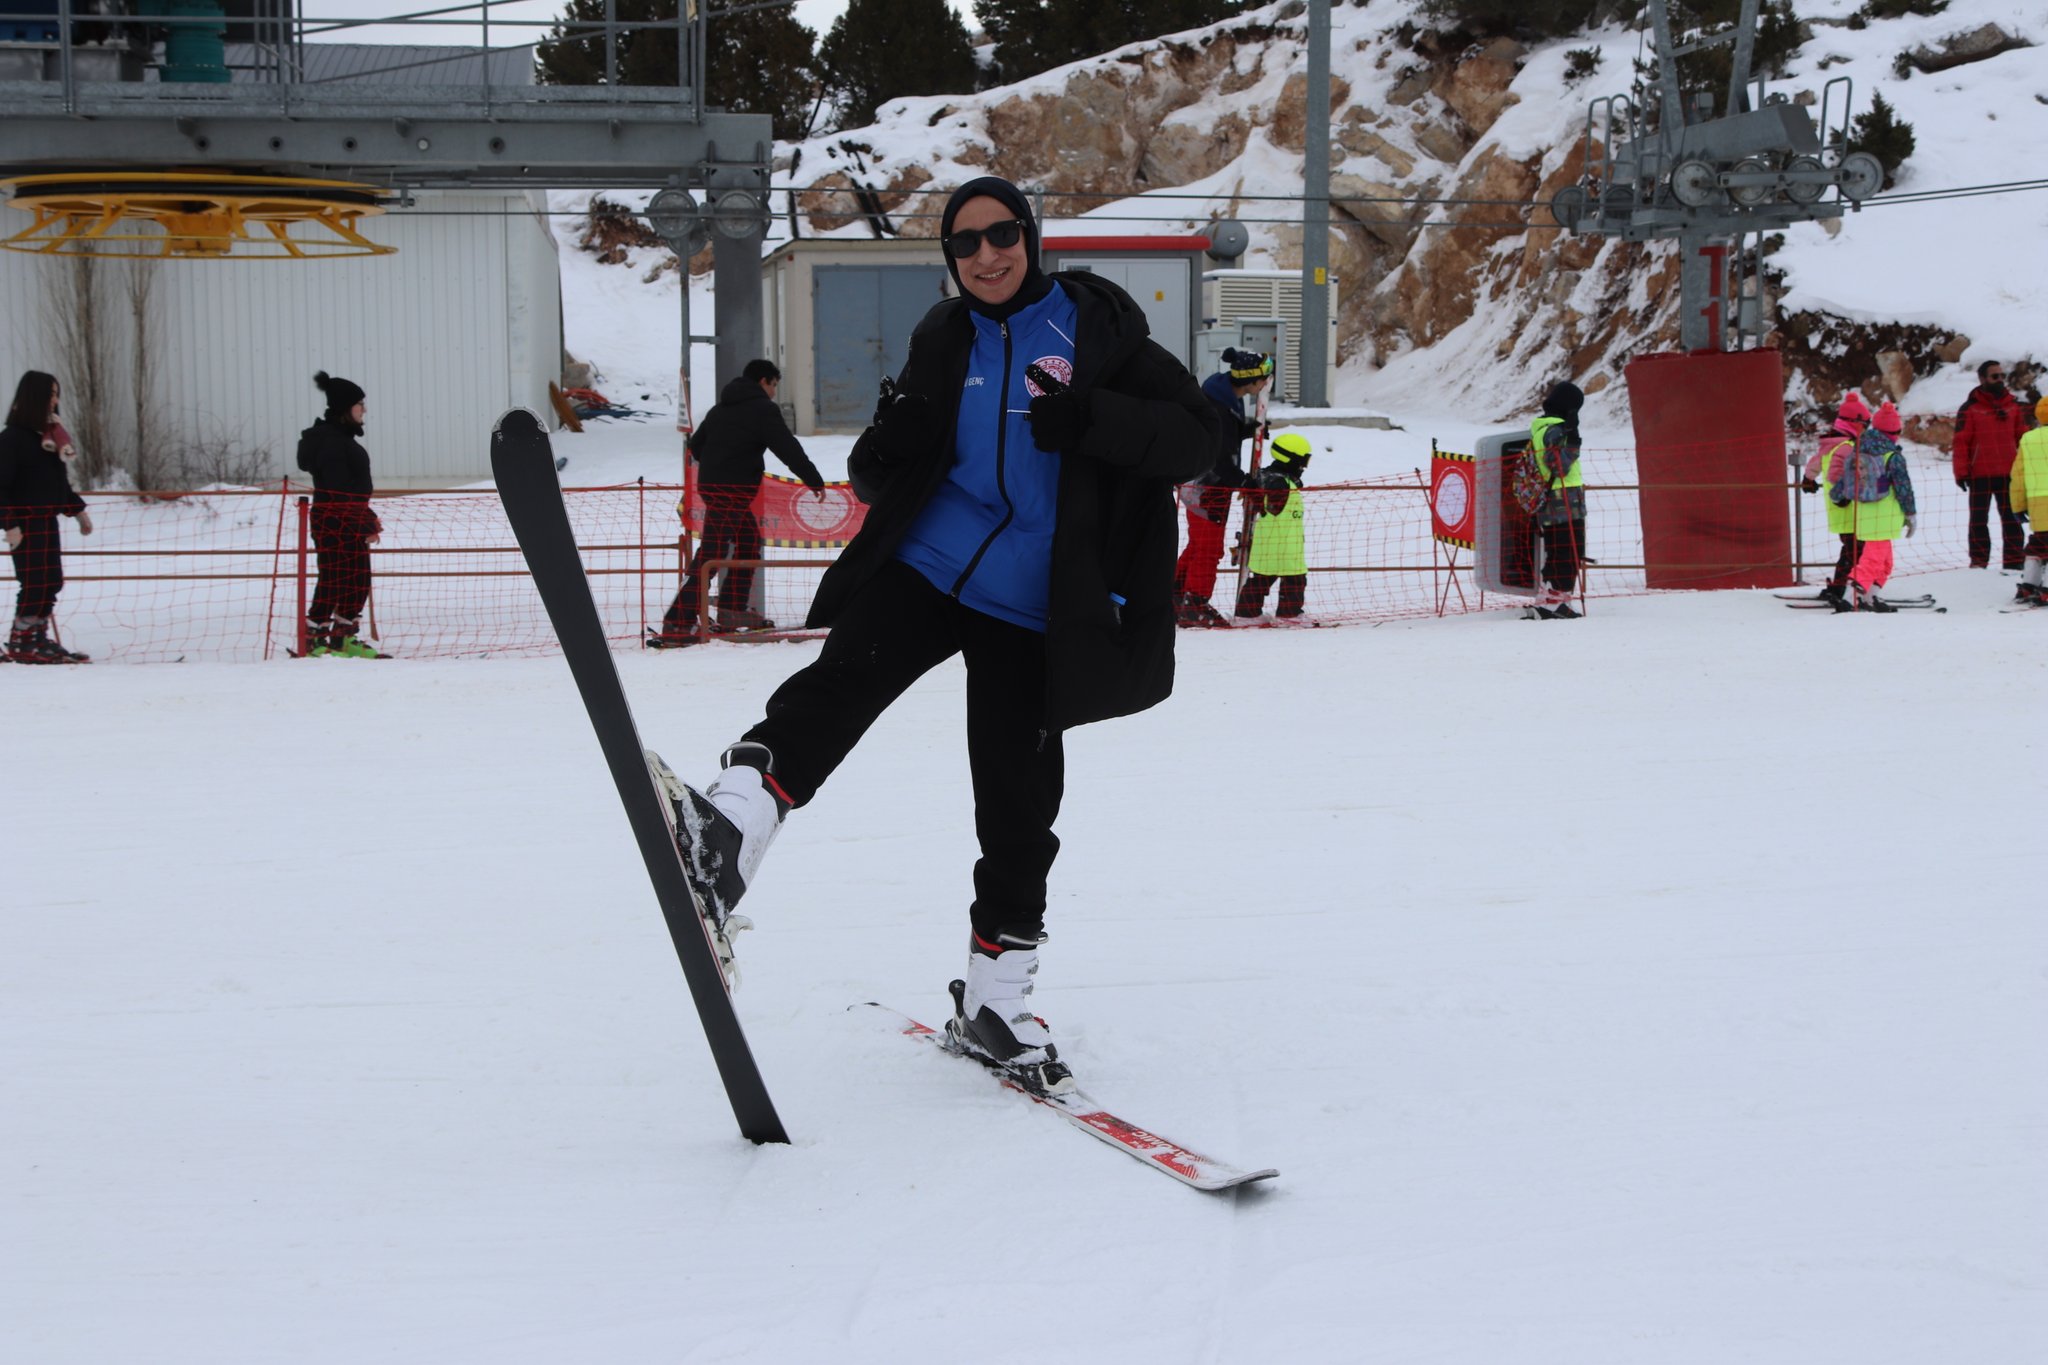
top-left (0, 190), bottom-right (560, 486)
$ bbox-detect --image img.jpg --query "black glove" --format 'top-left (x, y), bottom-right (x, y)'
top-left (1831, 496), bottom-right (1849, 508)
top-left (1027, 391), bottom-right (1088, 454)
top-left (2019, 510), bottom-right (2031, 525)
top-left (868, 382), bottom-right (934, 464)
top-left (1799, 477), bottom-right (1819, 494)
top-left (1956, 476), bottom-right (1969, 491)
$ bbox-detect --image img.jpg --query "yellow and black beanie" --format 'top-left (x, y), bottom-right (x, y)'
top-left (1225, 348), bottom-right (1274, 383)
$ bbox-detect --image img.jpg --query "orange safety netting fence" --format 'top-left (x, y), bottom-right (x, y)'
top-left (0, 443), bottom-right (1995, 663)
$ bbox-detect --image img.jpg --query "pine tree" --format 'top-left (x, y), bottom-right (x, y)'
top-left (972, 0), bottom-right (1249, 87)
top-left (537, 2), bottom-right (819, 143)
top-left (818, 0), bottom-right (978, 132)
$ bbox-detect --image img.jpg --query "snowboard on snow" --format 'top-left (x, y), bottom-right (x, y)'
top-left (492, 408), bottom-right (788, 1145)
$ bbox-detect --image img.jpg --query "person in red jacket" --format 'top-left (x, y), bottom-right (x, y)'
top-left (1951, 359), bottom-right (2029, 570)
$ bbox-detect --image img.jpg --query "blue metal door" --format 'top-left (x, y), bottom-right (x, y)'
top-left (813, 265), bottom-right (948, 429)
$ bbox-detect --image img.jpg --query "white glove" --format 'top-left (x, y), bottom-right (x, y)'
top-left (1903, 515), bottom-right (1917, 538)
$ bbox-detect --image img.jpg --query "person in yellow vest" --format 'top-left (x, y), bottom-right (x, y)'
top-left (1828, 400), bottom-right (1918, 612)
top-left (1233, 431), bottom-right (1312, 620)
top-left (1528, 380), bottom-right (1586, 619)
top-left (2011, 395), bottom-right (2048, 607)
top-left (1798, 390), bottom-right (1872, 606)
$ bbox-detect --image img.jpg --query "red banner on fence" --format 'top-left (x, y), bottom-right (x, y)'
top-left (1429, 450), bottom-right (1476, 548)
top-left (681, 472), bottom-right (867, 548)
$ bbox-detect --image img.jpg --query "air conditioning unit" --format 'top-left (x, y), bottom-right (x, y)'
top-left (1201, 270), bottom-right (1339, 403)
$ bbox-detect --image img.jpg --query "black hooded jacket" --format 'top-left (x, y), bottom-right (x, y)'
top-left (687, 376), bottom-right (825, 490)
top-left (820, 271), bottom-right (1220, 732)
top-left (0, 422), bottom-right (85, 530)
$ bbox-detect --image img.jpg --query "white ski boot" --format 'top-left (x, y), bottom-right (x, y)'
top-left (946, 932), bottom-right (1075, 1095)
top-left (646, 742), bottom-right (789, 982)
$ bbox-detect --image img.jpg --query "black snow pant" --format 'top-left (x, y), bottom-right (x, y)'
top-left (1829, 532), bottom-right (1859, 590)
top-left (309, 529), bottom-right (373, 632)
top-left (9, 518), bottom-right (64, 619)
top-left (1236, 572), bottom-right (1307, 617)
top-left (741, 561), bottom-right (1064, 944)
top-left (664, 484), bottom-right (763, 632)
top-left (1964, 476), bottom-right (2024, 569)
top-left (1539, 516), bottom-right (1586, 593)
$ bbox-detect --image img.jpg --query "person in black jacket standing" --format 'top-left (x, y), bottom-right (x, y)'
top-left (1174, 348), bottom-right (1270, 627)
top-left (646, 177), bottom-right (1219, 1094)
top-left (296, 372), bottom-right (382, 657)
top-left (650, 359), bottom-right (826, 644)
top-left (0, 370), bottom-right (92, 663)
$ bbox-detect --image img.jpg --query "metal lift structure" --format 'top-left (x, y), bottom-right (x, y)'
top-left (1548, 0), bottom-right (1886, 351)
top-left (0, 1), bottom-right (775, 383)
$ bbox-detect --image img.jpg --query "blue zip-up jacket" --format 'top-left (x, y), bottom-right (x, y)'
top-left (894, 282), bottom-right (1078, 630)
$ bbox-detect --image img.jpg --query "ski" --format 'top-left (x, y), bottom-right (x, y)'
top-left (492, 408), bottom-right (788, 1146)
top-left (1775, 590), bottom-right (1932, 604)
top-left (859, 1002), bottom-right (1277, 1193)
top-left (1785, 597), bottom-right (1942, 611)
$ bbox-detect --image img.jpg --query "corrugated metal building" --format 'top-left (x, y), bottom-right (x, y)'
top-left (0, 44), bottom-right (561, 487)
top-left (0, 190), bottom-right (561, 487)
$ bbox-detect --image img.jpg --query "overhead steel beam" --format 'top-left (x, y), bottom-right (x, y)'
top-left (0, 100), bottom-right (771, 191)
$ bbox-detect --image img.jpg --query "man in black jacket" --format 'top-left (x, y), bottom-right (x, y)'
top-left (647, 177), bottom-right (1218, 1094)
top-left (651, 359), bottom-right (825, 643)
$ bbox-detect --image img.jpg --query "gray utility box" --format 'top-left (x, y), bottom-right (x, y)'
top-left (1473, 429), bottom-right (1541, 600)
top-left (1040, 235), bottom-right (1210, 369)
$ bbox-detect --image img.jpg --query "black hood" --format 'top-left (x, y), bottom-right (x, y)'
top-left (1542, 381), bottom-right (1584, 420)
top-left (719, 375), bottom-right (773, 406)
top-left (940, 177), bottom-right (1052, 323)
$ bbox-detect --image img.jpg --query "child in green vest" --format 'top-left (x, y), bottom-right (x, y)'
top-left (1233, 432), bottom-right (1312, 620)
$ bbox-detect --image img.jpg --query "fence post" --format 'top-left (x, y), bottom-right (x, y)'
top-left (638, 476), bottom-right (648, 640)
top-left (296, 495), bottom-right (311, 655)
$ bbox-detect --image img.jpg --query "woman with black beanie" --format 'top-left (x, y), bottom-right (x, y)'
top-left (0, 370), bottom-right (92, 663)
top-left (647, 175), bottom-right (1221, 1093)
top-left (295, 371), bottom-right (383, 656)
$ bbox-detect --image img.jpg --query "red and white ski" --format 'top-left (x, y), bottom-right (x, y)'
top-left (860, 1003), bottom-right (1277, 1193)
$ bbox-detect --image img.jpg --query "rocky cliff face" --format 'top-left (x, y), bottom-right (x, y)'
top-left (584, 4), bottom-right (2029, 424)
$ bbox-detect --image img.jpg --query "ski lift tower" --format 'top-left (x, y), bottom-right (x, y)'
top-left (1548, 0), bottom-right (1884, 353)
top-left (1545, 0), bottom-right (1887, 593)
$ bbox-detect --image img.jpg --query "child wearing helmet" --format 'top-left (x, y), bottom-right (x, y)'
top-left (1827, 400), bottom-right (1918, 612)
top-left (1800, 390), bottom-right (1872, 606)
top-left (1233, 431), bottom-right (1312, 620)
top-left (1528, 380), bottom-right (1586, 619)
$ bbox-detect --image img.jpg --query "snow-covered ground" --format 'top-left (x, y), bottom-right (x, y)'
top-left (6, 579), bottom-right (2045, 1363)
top-left (7, 7), bottom-right (2047, 1357)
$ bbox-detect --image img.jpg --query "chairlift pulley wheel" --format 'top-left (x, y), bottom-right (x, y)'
top-left (1837, 152), bottom-right (1885, 203)
top-left (1669, 159), bottom-right (1719, 209)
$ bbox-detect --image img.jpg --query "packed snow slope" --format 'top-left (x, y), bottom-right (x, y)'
top-left (6, 583), bottom-right (2043, 1363)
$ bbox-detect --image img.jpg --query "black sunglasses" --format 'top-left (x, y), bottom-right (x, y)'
top-left (944, 218), bottom-right (1027, 259)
